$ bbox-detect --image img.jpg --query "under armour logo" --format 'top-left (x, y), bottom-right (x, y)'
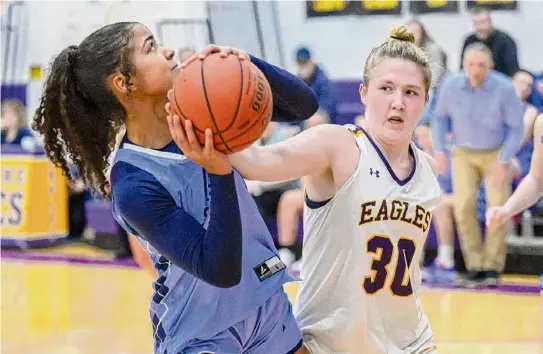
top-left (369, 168), bottom-right (380, 178)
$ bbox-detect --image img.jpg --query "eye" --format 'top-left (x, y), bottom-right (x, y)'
top-left (149, 41), bottom-right (157, 52)
top-left (406, 90), bottom-right (419, 96)
top-left (380, 86), bottom-right (392, 92)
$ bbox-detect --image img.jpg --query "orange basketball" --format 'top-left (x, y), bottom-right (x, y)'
top-left (170, 53), bottom-right (273, 154)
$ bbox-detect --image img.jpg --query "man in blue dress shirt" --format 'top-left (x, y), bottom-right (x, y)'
top-left (431, 43), bottom-right (524, 287)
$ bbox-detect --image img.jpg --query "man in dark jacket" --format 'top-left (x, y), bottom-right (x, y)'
top-left (460, 7), bottom-right (519, 77)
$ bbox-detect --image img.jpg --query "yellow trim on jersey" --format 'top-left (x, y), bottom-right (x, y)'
top-left (421, 345), bottom-right (438, 353)
top-left (353, 130), bottom-right (364, 137)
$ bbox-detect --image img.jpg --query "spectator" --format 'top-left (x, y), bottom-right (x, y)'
top-left (406, 19), bottom-right (448, 88)
top-left (295, 46), bottom-right (337, 126)
top-left (1, 99), bottom-right (37, 150)
top-left (66, 164), bottom-right (94, 241)
top-left (431, 43), bottom-right (524, 287)
top-left (460, 7), bottom-right (519, 77)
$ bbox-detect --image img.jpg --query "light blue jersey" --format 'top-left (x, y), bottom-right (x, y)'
top-left (110, 139), bottom-right (300, 353)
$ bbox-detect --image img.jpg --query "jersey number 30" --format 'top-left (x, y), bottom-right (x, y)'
top-left (362, 234), bottom-right (416, 297)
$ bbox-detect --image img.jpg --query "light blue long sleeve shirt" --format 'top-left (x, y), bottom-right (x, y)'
top-left (430, 70), bottom-right (524, 162)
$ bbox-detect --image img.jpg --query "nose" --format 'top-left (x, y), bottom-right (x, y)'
top-left (163, 47), bottom-right (175, 61)
top-left (391, 91), bottom-right (405, 111)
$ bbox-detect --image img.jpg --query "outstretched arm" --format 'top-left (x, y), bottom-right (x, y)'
top-left (502, 114), bottom-right (543, 214)
top-left (487, 114), bottom-right (543, 229)
top-left (228, 124), bottom-right (355, 183)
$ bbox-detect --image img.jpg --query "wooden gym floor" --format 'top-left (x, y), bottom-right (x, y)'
top-left (1, 244), bottom-right (541, 354)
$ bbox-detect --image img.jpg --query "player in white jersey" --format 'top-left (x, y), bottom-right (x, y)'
top-left (170, 26), bottom-right (440, 353)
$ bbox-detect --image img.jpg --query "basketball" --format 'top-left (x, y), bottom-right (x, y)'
top-left (170, 53), bottom-right (273, 154)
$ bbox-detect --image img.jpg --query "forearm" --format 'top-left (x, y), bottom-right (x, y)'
top-left (503, 173), bottom-right (543, 218)
top-left (230, 124), bottom-right (338, 182)
top-left (249, 55), bottom-right (319, 122)
top-left (197, 173), bottom-right (242, 287)
top-left (230, 145), bottom-right (302, 182)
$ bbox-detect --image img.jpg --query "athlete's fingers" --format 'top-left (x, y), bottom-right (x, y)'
top-left (180, 52), bottom-right (200, 68)
top-left (219, 46), bottom-right (231, 58)
top-left (165, 102), bottom-right (171, 116)
top-left (166, 114), bottom-right (177, 141)
top-left (203, 129), bottom-right (215, 155)
top-left (184, 120), bottom-right (203, 154)
top-left (168, 115), bottom-right (190, 153)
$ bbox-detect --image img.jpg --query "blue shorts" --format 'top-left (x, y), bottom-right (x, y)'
top-left (182, 288), bottom-right (302, 354)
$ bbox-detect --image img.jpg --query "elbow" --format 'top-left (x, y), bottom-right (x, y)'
top-left (206, 265), bottom-right (242, 288)
top-left (304, 91), bottom-right (319, 119)
top-left (215, 272), bottom-right (242, 288)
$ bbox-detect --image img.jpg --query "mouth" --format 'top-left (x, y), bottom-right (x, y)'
top-left (171, 64), bottom-right (179, 71)
top-left (387, 116), bottom-right (404, 124)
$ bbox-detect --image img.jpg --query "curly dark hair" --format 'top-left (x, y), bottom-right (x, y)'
top-left (33, 22), bottom-right (138, 198)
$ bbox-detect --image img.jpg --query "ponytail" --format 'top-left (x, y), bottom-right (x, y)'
top-left (33, 44), bottom-right (124, 198)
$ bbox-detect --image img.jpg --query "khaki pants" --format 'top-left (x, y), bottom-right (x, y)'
top-left (451, 147), bottom-right (511, 272)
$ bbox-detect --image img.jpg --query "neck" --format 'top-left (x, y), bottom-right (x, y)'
top-left (366, 127), bottom-right (412, 166)
top-left (468, 78), bottom-right (484, 89)
top-left (124, 100), bottom-right (172, 149)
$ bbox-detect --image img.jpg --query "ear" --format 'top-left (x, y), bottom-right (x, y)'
top-left (359, 83), bottom-right (368, 105)
top-left (111, 73), bottom-right (136, 95)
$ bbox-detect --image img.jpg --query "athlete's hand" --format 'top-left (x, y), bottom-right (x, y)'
top-left (180, 44), bottom-right (249, 68)
top-left (486, 206), bottom-right (510, 231)
top-left (165, 100), bottom-right (232, 176)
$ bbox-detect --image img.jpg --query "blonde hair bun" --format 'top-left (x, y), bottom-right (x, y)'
top-left (385, 25), bottom-right (415, 44)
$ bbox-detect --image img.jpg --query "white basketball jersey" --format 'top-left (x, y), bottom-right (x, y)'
top-left (294, 125), bottom-right (442, 354)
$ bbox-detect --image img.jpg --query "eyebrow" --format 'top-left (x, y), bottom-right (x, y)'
top-left (382, 80), bottom-right (423, 91)
top-left (142, 35), bottom-right (154, 52)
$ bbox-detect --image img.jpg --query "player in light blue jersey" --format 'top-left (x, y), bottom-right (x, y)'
top-left (33, 22), bottom-right (318, 354)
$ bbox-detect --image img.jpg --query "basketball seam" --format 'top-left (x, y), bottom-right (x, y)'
top-left (200, 58), bottom-right (243, 154)
top-left (220, 58), bottom-right (245, 133)
top-left (172, 87), bottom-right (204, 134)
top-left (213, 89), bottom-right (272, 148)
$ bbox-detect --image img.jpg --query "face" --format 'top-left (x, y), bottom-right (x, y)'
top-left (472, 12), bottom-right (493, 40)
top-left (462, 49), bottom-right (491, 87)
top-left (0, 105), bottom-right (19, 131)
top-left (360, 58), bottom-right (427, 145)
top-left (297, 60), bottom-right (315, 80)
top-left (113, 25), bottom-right (179, 99)
top-left (513, 72), bottom-right (533, 101)
top-left (406, 22), bottom-right (422, 47)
